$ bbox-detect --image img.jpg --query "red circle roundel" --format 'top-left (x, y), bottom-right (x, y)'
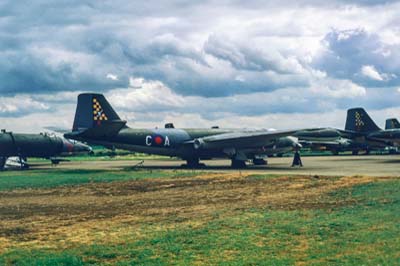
top-left (154, 135), bottom-right (163, 145)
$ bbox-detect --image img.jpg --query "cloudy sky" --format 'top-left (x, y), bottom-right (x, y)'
top-left (1, 0), bottom-right (400, 132)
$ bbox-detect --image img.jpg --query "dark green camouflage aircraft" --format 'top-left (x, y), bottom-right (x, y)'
top-left (295, 108), bottom-right (400, 154)
top-left (64, 93), bottom-right (302, 168)
top-left (0, 130), bottom-right (92, 170)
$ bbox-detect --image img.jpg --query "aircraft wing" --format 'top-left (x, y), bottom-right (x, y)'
top-left (299, 137), bottom-right (352, 148)
top-left (367, 130), bottom-right (400, 144)
top-left (65, 120), bottom-right (127, 139)
top-left (189, 129), bottom-right (299, 150)
top-left (300, 140), bottom-right (346, 145)
top-left (44, 126), bottom-right (70, 134)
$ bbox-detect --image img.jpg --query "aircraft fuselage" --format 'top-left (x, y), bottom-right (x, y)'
top-left (68, 127), bottom-right (296, 160)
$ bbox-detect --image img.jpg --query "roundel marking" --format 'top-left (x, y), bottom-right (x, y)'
top-left (154, 136), bottom-right (163, 145)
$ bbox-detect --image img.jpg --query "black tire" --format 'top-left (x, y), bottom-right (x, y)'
top-left (183, 158), bottom-right (204, 168)
top-left (253, 158), bottom-right (267, 165)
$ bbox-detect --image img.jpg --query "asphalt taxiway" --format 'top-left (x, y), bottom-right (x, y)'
top-left (29, 155), bottom-right (400, 177)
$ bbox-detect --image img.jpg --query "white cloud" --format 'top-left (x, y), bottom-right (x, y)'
top-left (1, 1), bottom-right (400, 132)
top-left (0, 95), bottom-right (49, 116)
top-left (0, 106), bottom-right (74, 133)
top-left (108, 78), bottom-right (185, 111)
top-left (106, 73), bottom-right (119, 81)
top-left (361, 65), bottom-right (386, 81)
top-left (310, 78), bottom-right (366, 98)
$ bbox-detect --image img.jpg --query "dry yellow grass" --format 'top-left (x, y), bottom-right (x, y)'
top-left (0, 173), bottom-right (397, 255)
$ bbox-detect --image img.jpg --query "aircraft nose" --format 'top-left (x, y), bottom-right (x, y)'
top-left (62, 139), bottom-right (74, 153)
top-left (287, 136), bottom-right (302, 149)
top-left (294, 142), bottom-right (303, 149)
top-left (62, 139), bottom-right (92, 154)
top-left (74, 142), bottom-right (92, 154)
top-left (84, 145), bottom-right (93, 154)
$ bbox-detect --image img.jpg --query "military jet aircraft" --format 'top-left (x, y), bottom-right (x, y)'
top-left (295, 108), bottom-right (394, 155)
top-left (384, 118), bottom-right (400, 154)
top-left (0, 130), bottom-right (92, 170)
top-left (64, 93), bottom-right (302, 168)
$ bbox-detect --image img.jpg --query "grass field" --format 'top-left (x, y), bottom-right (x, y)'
top-left (0, 168), bottom-right (399, 265)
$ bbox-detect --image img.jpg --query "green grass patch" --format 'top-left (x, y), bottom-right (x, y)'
top-left (0, 168), bottom-right (201, 191)
top-left (28, 152), bottom-right (174, 162)
top-left (1, 178), bottom-right (399, 265)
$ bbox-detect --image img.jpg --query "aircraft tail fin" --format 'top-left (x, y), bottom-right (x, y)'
top-left (69, 93), bottom-right (126, 138)
top-left (385, 118), bottom-right (400, 130)
top-left (345, 108), bottom-right (381, 133)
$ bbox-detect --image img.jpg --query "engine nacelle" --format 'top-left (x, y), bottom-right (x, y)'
top-left (193, 138), bottom-right (206, 149)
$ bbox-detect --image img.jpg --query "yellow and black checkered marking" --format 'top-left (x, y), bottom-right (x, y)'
top-left (92, 98), bottom-right (108, 122)
top-left (355, 111), bottom-right (364, 127)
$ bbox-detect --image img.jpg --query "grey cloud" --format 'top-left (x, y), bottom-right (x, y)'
top-left (204, 35), bottom-right (304, 74)
top-left (0, 0), bottom-right (399, 121)
top-left (0, 52), bottom-right (128, 94)
top-left (0, 0), bottom-right (377, 97)
top-left (313, 29), bottom-right (400, 87)
top-left (226, 0), bottom-right (400, 8)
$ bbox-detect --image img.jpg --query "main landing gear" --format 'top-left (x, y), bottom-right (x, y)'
top-left (17, 156), bottom-right (29, 170)
top-left (182, 158), bottom-right (206, 168)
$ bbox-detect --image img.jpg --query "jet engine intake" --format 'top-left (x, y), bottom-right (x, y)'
top-left (193, 138), bottom-right (205, 149)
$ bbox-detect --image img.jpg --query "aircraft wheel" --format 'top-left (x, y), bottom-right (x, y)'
top-left (183, 158), bottom-right (205, 168)
top-left (352, 150), bottom-right (359, 155)
top-left (231, 159), bottom-right (247, 168)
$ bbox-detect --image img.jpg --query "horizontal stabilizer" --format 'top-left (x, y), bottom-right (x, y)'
top-left (65, 120), bottom-right (126, 139)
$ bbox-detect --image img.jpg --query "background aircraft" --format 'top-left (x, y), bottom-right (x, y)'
top-left (384, 118), bottom-right (400, 154)
top-left (357, 112), bottom-right (400, 147)
top-left (0, 130), bottom-right (92, 170)
top-left (295, 108), bottom-right (393, 155)
top-left (65, 93), bottom-right (302, 168)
